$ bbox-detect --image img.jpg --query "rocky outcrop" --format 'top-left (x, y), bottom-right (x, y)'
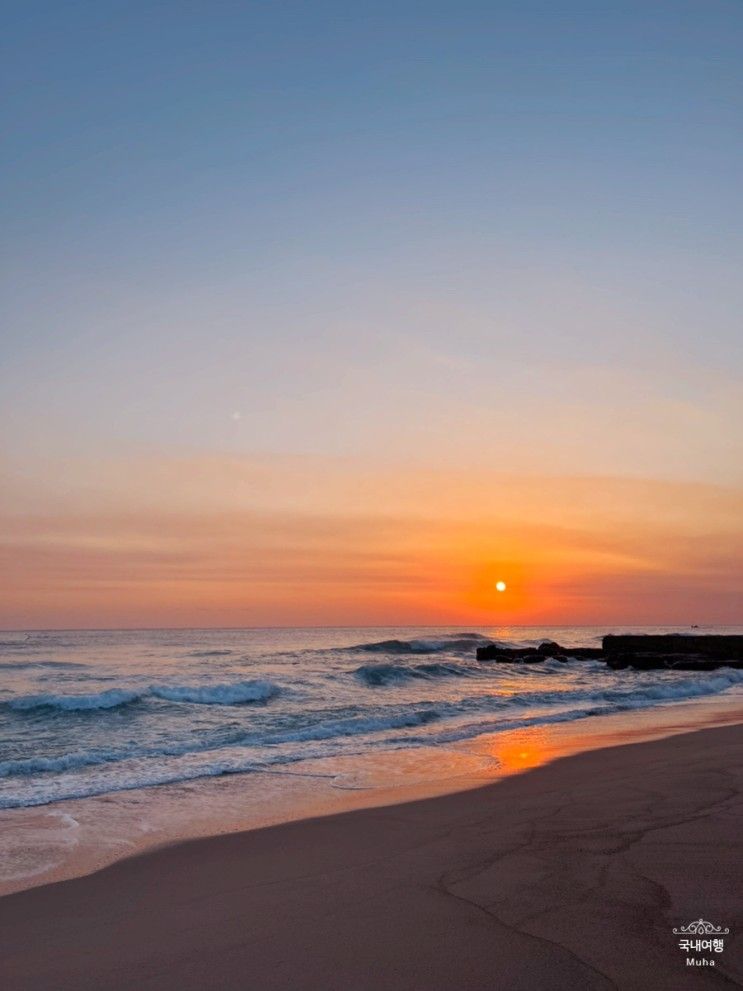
top-left (476, 635), bottom-right (743, 669)
top-left (475, 641), bottom-right (603, 663)
top-left (602, 634), bottom-right (743, 658)
top-left (475, 645), bottom-right (543, 662)
top-left (537, 642), bottom-right (604, 660)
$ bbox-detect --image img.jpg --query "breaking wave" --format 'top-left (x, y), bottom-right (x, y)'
top-left (7, 689), bottom-right (142, 712)
top-left (598, 669), bottom-right (743, 704)
top-left (355, 662), bottom-right (476, 685)
top-left (5, 679), bottom-right (281, 713)
top-left (3, 625), bottom-right (743, 812)
top-left (350, 633), bottom-right (489, 655)
top-left (151, 680), bottom-right (278, 705)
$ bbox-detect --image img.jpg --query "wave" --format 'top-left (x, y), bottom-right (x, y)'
top-left (0, 753), bottom-right (268, 809)
top-left (11, 665), bottom-right (739, 777)
top-left (445, 667), bottom-right (743, 714)
top-left (390, 705), bottom-right (611, 747)
top-left (598, 669), bottom-right (743, 704)
top-left (355, 661), bottom-right (476, 686)
top-left (260, 707), bottom-right (441, 746)
top-left (392, 669), bottom-right (743, 747)
top-left (5, 679), bottom-right (281, 713)
top-left (7, 689), bottom-right (142, 712)
top-left (4, 664), bottom-right (734, 808)
top-left (0, 708), bottom-right (445, 809)
top-left (151, 680), bottom-right (278, 705)
top-left (0, 739), bottom-right (373, 810)
top-left (0, 706), bottom-right (443, 784)
top-left (0, 724), bottom-right (260, 780)
top-left (0, 750), bottom-right (129, 778)
top-left (4, 651), bottom-right (743, 809)
top-left (351, 633), bottom-right (490, 655)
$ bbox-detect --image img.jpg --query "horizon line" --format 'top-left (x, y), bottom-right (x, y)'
top-left (0, 623), bottom-right (730, 634)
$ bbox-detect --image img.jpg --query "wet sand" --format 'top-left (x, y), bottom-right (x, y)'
top-left (2, 722), bottom-right (742, 990)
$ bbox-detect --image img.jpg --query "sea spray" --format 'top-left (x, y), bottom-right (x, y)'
top-left (2, 626), bottom-right (742, 810)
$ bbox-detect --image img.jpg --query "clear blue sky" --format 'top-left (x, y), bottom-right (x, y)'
top-left (3, 0), bottom-right (742, 469)
top-left (1, 2), bottom-right (742, 625)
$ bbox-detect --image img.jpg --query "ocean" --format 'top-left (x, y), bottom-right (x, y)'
top-left (3, 625), bottom-right (743, 813)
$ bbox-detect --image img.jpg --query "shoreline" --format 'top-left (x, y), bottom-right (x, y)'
top-left (2, 719), bottom-right (742, 989)
top-left (3, 691), bottom-right (743, 898)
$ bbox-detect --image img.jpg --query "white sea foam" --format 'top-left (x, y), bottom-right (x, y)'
top-left (350, 634), bottom-right (490, 654)
top-left (8, 689), bottom-right (142, 712)
top-left (151, 680), bottom-right (278, 705)
top-left (5, 679), bottom-right (281, 713)
top-left (3, 627), bottom-right (742, 812)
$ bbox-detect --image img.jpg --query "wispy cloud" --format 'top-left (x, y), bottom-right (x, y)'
top-left (2, 455), bottom-right (740, 627)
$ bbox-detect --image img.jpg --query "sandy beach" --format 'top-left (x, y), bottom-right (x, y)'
top-left (4, 0), bottom-right (742, 987)
top-left (2, 720), bottom-right (742, 991)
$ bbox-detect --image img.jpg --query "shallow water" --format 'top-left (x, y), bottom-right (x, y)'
top-left (2, 625), bottom-right (742, 810)
top-left (2, 623), bottom-right (743, 894)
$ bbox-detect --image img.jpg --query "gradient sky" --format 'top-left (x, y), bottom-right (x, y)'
top-left (2, 1), bottom-right (742, 628)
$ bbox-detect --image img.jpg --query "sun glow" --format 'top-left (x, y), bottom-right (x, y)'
top-left (495, 581), bottom-right (507, 592)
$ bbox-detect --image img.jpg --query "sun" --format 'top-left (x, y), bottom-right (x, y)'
top-left (495, 580), bottom-right (507, 593)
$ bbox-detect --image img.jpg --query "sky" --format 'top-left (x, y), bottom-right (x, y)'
top-left (1, 1), bottom-right (742, 628)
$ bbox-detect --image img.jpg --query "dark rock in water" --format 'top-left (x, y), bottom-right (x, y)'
top-left (537, 641), bottom-right (563, 657)
top-left (537, 642), bottom-right (604, 660)
top-left (495, 646), bottom-right (541, 657)
top-left (476, 634), bottom-right (743, 670)
top-left (607, 652), bottom-right (743, 672)
top-left (476, 645), bottom-right (543, 662)
top-left (476, 642), bottom-right (604, 663)
top-left (603, 634), bottom-right (743, 658)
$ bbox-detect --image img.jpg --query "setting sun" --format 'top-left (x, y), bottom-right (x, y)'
top-left (2, 5), bottom-right (742, 989)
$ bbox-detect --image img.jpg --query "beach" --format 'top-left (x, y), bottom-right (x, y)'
top-left (2, 719), bottom-right (742, 990)
top-left (3, 626), bottom-right (743, 895)
top-left (4, 1), bottom-right (742, 987)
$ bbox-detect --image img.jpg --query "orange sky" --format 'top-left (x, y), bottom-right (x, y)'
top-left (3, 2), bottom-right (743, 630)
top-left (2, 455), bottom-right (740, 628)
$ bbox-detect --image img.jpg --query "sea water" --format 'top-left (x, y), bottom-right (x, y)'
top-left (2, 625), bottom-right (742, 888)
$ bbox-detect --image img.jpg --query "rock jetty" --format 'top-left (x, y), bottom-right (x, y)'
top-left (476, 634), bottom-right (743, 671)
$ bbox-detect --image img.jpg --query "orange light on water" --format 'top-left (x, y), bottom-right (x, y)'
top-left (487, 737), bottom-right (550, 774)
